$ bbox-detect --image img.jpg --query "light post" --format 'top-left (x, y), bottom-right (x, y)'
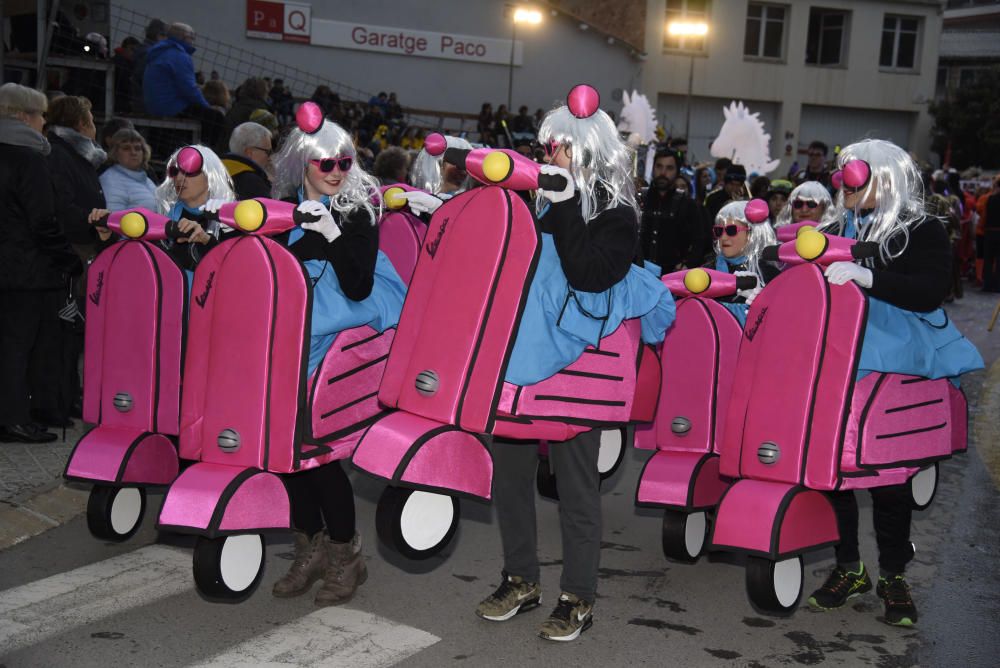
top-left (508, 6), bottom-right (542, 111)
top-left (666, 20), bottom-right (709, 140)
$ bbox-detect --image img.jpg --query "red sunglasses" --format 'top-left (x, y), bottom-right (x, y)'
top-left (712, 224), bottom-right (749, 238)
top-left (309, 156), bottom-right (353, 173)
top-left (792, 199), bottom-right (820, 210)
top-left (543, 140), bottom-right (561, 158)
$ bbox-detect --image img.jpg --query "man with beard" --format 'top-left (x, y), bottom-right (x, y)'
top-left (640, 148), bottom-right (704, 273)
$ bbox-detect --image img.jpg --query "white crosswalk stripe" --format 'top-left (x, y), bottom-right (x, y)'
top-left (189, 607), bottom-right (440, 668)
top-left (0, 544), bottom-right (191, 655)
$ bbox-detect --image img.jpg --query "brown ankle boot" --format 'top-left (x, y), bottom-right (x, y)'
top-left (314, 532), bottom-right (368, 607)
top-left (272, 530), bottom-right (328, 598)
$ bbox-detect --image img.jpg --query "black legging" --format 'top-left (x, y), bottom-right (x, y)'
top-left (828, 483), bottom-right (914, 576)
top-left (285, 461), bottom-right (356, 542)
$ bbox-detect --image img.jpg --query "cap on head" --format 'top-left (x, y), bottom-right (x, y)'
top-left (424, 132), bottom-right (447, 157)
top-left (176, 146), bottom-right (203, 175)
top-left (295, 101), bottom-right (324, 134)
top-left (745, 198), bottom-right (770, 224)
top-left (567, 84), bottom-right (600, 119)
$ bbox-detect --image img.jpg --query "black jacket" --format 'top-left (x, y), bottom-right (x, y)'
top-left (541, 195), bottom-right (638, 294)
top-left (225, 96), bottom-right (272, 135)
top-left (866, 218), bottom-right (951, 313)
top-left (640, 187), bottom-right (704, 273)
top-left (46, 132), bottom-right (106, 245)
top-left (222, 153), bottom-right (272, 200)
top-left (0, 141), bottom-right (80, 291)
top-left (279, 197), bottom-right (378, 301)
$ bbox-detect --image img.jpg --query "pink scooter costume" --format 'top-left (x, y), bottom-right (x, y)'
top-left (64, 209), bottom-right (187, 541)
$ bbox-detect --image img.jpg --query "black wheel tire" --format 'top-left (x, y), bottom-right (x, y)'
top-left (375, 486), bottom-right (459, 560)
top-left (597, 427), bottom-right (628, 481)
top-left (536, 455), bottom-right (559, 501)
top-left (192, 534), bottom-right (265, 603)
top-left (909, 462), bottom-right (939, 511)
top-left (746, 555), bottom-right (803, 616)
top-left (661, 509), bottom-right (707, 563)
top-left (86, 485), bottom-right (146, 542)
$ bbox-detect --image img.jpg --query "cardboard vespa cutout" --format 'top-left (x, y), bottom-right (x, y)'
top-left (351, 86), bottom-right (675, 561)
top-left (707, 142), bottom-right (982, 614)
top-left (155, 104), bottom-right (407, 602)
top-left (64, 208), bottom-right (188, 542)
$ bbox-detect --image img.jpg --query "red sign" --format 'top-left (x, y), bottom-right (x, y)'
top-left (246, 0), bottom-right (311, 44)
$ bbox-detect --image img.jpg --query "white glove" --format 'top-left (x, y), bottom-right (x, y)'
top-left (396, 190), bottom-right (443, 215)
top-left (824, 261), bottom-right (873, 288)
top-left (734, 270), bottom-right (762, 304)
top-left (537, 164), bottom-right (575, 203)
top-left (202, 198), bottom-right (227, 214)
top-left (297, 200), bottom-right (342, 243)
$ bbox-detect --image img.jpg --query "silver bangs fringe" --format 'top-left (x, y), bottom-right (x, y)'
top-left (822, 139), bottom-right (925, 262)
top-left (536, 105), bottom-right (638, 222)
top-left (773, 181), bottom-right (838, 228)
top-left (409, 135), bottom-right (473, 195)
top-left (154, 144), bottom-right (235, 214)
top-left (715, 200), bottom-right (778, 285)
top-left (270, 119), bottom-right (381, 225)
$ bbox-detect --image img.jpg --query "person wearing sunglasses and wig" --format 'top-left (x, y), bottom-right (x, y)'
top-left (709, 198), bottom-right (779, 323)
top-left (153, 143), bottom-right (236, 270)
top-left (773, 180), bottom-right (838, 230)
top-left (267, 102), bottom-right (407, 608)
top-left (807, 138), bottom-right (981, 627)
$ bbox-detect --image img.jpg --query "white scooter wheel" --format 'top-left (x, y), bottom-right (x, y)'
top-left (193, 534), bottom-right (265, 603)
top-left (746, 555), bottom-right (803, 616)
top-left (376, 486), bottom-right (459, 560)
top-left (597, 427), bottom-right (628, 481)
top-left (661, 509), bottom-right (707, 564)
top-left (86, 485), bottom-right (146, 542)
top-left (909, 462), bottom-right (939, 511)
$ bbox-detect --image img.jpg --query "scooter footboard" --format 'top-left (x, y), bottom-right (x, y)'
top-left (636, 451), bottom-right (728, 510)
top-left (157, 463), bottom-right (290, 537)
top-left (64, 426), bottom-right (178, 486)
top-left (709, 480), bottom-right (838, 559)
top-left (352, 412), bottom-right (492, 500)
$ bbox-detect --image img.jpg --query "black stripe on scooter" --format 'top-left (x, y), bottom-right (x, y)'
top-left (884, 398), bottom-right (943, 414)
top-left (874, 422), bottom-right (947, 440)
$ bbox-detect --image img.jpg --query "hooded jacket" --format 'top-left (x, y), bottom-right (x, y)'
top-left (222, 153), bottom-right (272, 200)
top-left (142, 37), bottom-right (209, 117)
top-left (0, 119), bottom-right (80, 290)
top-left (46, 131), bottom-right (107, 245)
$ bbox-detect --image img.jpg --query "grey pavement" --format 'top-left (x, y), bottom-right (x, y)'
top-left (0, 286), bottom-right (999, 667)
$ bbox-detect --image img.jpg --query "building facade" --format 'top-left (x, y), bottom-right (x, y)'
top-left (936, 0), bottom-right (1000, 102)
top-left (640, 0), bottom-right (944, 173)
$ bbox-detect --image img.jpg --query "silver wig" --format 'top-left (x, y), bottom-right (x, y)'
top-left (154, 144), bottom-right (235, 214)
top-left (270, 119), bottom-right (381, 225)
top-left (773, 181), bottom-right (838, 228)
top-left (409, 134), bottom-right (473, 195)
top-left (822, 139), bottom-right (925, 261)
top-left (715, 200), bottom-right (778, 284)
top-left (536, 105), bottom-right (638, 222)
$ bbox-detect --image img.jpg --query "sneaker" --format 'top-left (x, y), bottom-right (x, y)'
top-left (538, 592), bottom-right (593, 642)
top-left (807, 563), bottom-right (873, 610)
top-left (876, 575), bottom-right (918, 627)
top-left (475, 571), bottom-right (541, 622)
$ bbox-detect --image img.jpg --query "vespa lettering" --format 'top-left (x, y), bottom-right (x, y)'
top-left (744, 306), bottom-right (768, 342)
top-left (195, 271), bottom-right (215, 308)
top-left (88, 271), bottom-right (105, 306)
top-left (425, 217), bottom-right (449, 258)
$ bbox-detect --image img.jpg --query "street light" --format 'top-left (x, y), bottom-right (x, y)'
top-left (667, 20), bottom-right (709, 142)
top-left (508, 6), bottom-right (543, 111)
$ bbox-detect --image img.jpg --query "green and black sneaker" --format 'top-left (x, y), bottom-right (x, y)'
top-left (808, 563), bottom-right (873, 610)
top-left (475, 571), bottom-right (542, 622)
top-left (876, 574), bottom-right (918, 627)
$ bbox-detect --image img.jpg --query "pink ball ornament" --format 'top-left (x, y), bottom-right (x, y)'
top-left (296, 101), bottom-right (325, 134)
top-left (745, 198), bottom-right (770, 224)
top-left (831, 170), bottom-right (844, 191)
top-left (176, 146), bottom-right (203, 175)
top-left (841, 159), bottom-right (871, 190)
top-left (567, 84), bottom-right (600, 119)
top-left (424, 132), bottom-right (447, 157)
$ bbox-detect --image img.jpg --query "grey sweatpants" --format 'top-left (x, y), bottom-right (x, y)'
top-left (491, 429), bottom-right (602, 603)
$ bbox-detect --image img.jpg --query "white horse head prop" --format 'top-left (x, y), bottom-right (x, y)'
top-left (618, 90), bottom-right (657, 147)
top-left (710, 101), bottom-right (780, 175)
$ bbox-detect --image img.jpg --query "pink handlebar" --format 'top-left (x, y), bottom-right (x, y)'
top-left (217, 198), bottom-right (317, 236)
top-left (446, 147), bottom-right (567, 192)
top-left (662, 268), bottom-right (755, 299)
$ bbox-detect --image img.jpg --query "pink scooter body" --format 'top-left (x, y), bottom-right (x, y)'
top-left (65, 208), bottom-right (185, 489)
top-left (157, 199), bottom-right (394, 538)
top-left (775, 222), bottom-right (816, 243)
top-left (352, 178), bottom-right (657, 505)
top-left (635, 269), bottom-right (743, 512)
top-left (378, 184), bottom-right (428, 283)
top-left (710, 233), bottom-right (965, 561)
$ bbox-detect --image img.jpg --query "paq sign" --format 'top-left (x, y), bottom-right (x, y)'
top-left (246, 0), bottom-right (311, 44)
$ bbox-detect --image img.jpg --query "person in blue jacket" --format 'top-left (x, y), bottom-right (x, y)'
top-left (141, 22), bottom-right (224, 149)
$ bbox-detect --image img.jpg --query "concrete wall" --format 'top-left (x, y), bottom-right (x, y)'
top-left (115, 0), bottom-right (642, 123)
top-left (641, 0), bottom-right (943, 171)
